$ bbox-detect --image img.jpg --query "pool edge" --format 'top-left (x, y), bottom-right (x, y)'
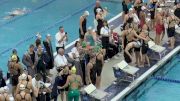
top-left (111, 46), bottom-right (180, 101)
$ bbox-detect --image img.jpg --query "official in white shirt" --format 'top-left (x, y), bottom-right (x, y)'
top-left (54, 48), bottom-right (68, 72)
top-left (100, 20), bottom-right (110, 61)
top-left (55, 26), bottom-right (68, 52)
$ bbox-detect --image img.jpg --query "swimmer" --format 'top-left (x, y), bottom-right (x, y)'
top-left (3, 7), bottom-right (30, 20)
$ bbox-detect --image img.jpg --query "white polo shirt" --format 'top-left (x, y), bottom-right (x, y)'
top-left (55, 32), bottom-right (67, 47)
top-left (100, 26), bottom-right (110, 36)
top-left (32, 78), bottom-right (41, 88)
top-left (54, 54), bottom-right (68, 67)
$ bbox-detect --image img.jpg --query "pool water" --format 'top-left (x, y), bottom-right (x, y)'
top-left (0, 0), bottom-right (122, 74)
top-left (123, 53), bottom-right (180, 101)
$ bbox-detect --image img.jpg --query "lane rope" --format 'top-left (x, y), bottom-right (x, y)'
top-left (0, 2), bottom-right (95, 56)
top-left (152, 76), bottom-right (180, 84)
top-left (0, 0), bottom-right (57, 27)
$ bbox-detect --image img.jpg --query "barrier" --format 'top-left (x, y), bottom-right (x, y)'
top-left (152, 76), bottom-right (180, 84)
top-left (0, 2), bottom-right (96, 56)
top-left (0, 0), bottom-right (57, 27)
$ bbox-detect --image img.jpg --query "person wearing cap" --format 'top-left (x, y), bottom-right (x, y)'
top-left (15, 84), bottom-right (32, 101)
top-left (95, 8), bottom-right (104, 36)
top-left (94, 0), bottom-right (103, 17)
top-left (55, 26), bottom-right (68, 52)
top-left (84, 26), bottom-right (96, 47)
top-left (0, 86), bottom-right (10, 101)
top-left (16, 73), bottom-right (33, 96)
top-left (43, 34), bottom-right (54, 76)
top-left (79, 11), bottom-right (89, 42)
top-left (8, 54), bottom-right (23, 97)
top-left (58, 66), bottom-right (83, 101)
top-left (22, 44), bottom-right (38, 78)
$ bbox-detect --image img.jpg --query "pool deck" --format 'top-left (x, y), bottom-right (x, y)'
top-left (48, 10), bottom-right (180, 100)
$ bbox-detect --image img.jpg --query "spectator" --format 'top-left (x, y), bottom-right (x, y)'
top-left (52, 66), bottom-right (69, 101)
top-left (94, 0), bottom-right (103, 17)
top-left (58, 66), bottom-right (83, 101)
top-left (43, 34), bottom-right (54, 76)
top-left (8, 55), bottom-right (23, 96)
top-left (15, 84), bottom-right (32, 101)
top-left (79, 11), bottom-right (89, 42)
top-left (55, 26), bottom-right (68, 52)
top-left (100, 20), bottom-right (110, 62)
top-left (22, 44), bottom-right (38, 78)
top-left (84, 27), bottom-right (96, 47)
top-left (0, 87), bottom-right (10, 101)
top-left (54, 48), bottom-right (69, 73)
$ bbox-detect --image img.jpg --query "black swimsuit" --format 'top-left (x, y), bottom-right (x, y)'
top-left (141, 34), bottom-right (149, 54)
top-left (20, 93), bottom-right (27, 101)
top-left (79, 17), bottom-right (87, 39)
top-left (95, 53), bottom-right (103, 76)
top-left (167, 17), bottom-right (176, 37)
top-left (90, 62), bottom-right (96, 85)
top-left (97, 18), bottom-right (104, 36)
top-left (150, 1), bottom-right (156, 19)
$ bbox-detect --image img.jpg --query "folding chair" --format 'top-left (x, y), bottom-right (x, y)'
top-left (148, 41), bottom-right (166, 60)
top-left (113, 60), bottom-right (139, 82)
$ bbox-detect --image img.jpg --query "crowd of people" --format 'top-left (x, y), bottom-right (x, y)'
top-left (0, 0), bottom-right (180, 101)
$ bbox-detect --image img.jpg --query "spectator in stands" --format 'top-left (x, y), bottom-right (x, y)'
top-left (52, 66), bottom-right (69, 101)
top-left (54, 48), bottom-right (70, 73)
top-left (15, 84), bottom-right (32, 101)
top-left (84, 26), bottom-right (96, 47)
top-left (0, 69), bottom-right (6, 88)
top-left (55, 26), bottom-right (68, 52)
top-left (79, 11), bottom-right (89, 42)
top-left (67, 41), bottom-right (83, 80)
top-left (36, 44), bottom-right (50, 82)
top-left (58, 66), bottom-right (83, 101)
top-left (43, 34), bottom-right (54, 76)
top-left (8, 55), bottom-right (23, 96)
top-left (0, 87), bottom-right (10, 101)
top-left (31, 73), bottom-right (42, 100)
top-left (16, 73), bottom-right (33, 97)
top-left (22, 44), bottom-right (38, 78)
top-left (100, 20), bottom-right (110, 62)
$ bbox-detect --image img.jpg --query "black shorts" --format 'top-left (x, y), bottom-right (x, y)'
top-left (150, 11), bottom-right (155, 19)
top-left (141, 44), bottom-right (149, 54)
top-left (167, 27), bottom-right (175, 37)
top-left (96, 66), bottom-right (102, 76)
top-left (134, 47), bottom-right (140, 52)
top-left (124, 51), bottom-right (132, 63)
top-left (11, 75), bottom-right (19, 86)
top-left (79, 29), bottom-right (86, 39)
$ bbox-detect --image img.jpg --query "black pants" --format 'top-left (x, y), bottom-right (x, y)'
top-left (102, 36), bottom-right (109, 60)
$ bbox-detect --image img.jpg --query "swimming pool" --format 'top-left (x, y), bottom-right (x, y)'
top-left (123, 52), bottom-right (180, 101)
top-left (0, 0), bottom-right (122, 74)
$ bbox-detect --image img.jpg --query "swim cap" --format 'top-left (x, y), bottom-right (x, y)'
top-left (11, 55), bottom-right (17, 61)
top-left (71, 66), bottom-right (76, 74)
top-left (0, 87), bottom-right (4, 93)
top-left (88, 26), bottom-right (92, 30)
top-left (84, 11), bottom-right (89, 16)
top-left (96, 8), bottom-right (102, 13)
top-left (19, 84), bottom-right (25, 90)
top-left (20, 73), bottom-right (27, 80)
